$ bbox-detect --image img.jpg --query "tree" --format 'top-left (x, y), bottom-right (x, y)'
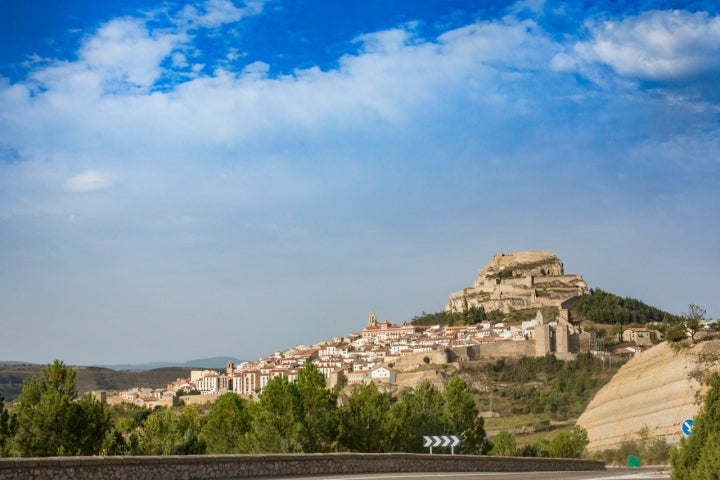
top-left (387, 380), bottom-right (446, 452)
top-left (200, 393), bottom-right (252, 454)
top-left (671, 372), bottom-right (720, 479)
top-left (443, 376), bottom-right (490, 454)
top-left (685, 304), bottom-right (707, 344)
top-left (0, 394), bottom-right (15, 456)
top-left (491, 430), bottom-right (517, 456)
top-left (9, 360), bottom-right (112, 456)
top-left (295, 364), bottom-right (339, 452)
top-left (249, 375), bottom-right (307, 453)
top-left (665, 321), bottom-right (688, 343)
top-left (137, 405), bottom-right (206, 455)
top-left (338, 382), bottom-right (393, 452)
top-left (547, 425), bottom-right (589, 458)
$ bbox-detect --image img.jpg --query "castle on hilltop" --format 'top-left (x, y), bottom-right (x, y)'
top-left (446, 250), bottom-right (588, 315)
top-left (445, 251), bottom-right (589, 358)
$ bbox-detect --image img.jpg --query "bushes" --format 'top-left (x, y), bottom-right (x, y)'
top-left (671, 372), bottom-right (720, 479)
top-left (594, 432), bottom-right (671, 466)
top-left (488, 426), bottom-right (588, 459)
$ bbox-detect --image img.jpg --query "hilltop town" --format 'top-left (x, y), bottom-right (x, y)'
top-left (111, 251), bottom-right (606, 407)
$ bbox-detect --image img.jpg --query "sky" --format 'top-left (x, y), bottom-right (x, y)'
top-left (1, 0), bottom-right (719, 366)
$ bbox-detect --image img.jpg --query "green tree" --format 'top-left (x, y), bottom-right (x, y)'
top-left (671, 372), bottom-right (720, 479)
top-left (249, 375), bottom-right (307, 453)
top-left (443, 376), bottom-right (490, 454)
top-left (684, 304), bottom-right (707, 344)
top-left (200, 392), bottom-right (252, 453)
top-left (10, 360), bottom-right (112, 456)
top-left (72, 393), bottom-right (114, 455)
top-left (338, 382), bottom-right (392, 452)
top-left (105, 402), bottom-right (153, 455)
top-left (0, 394), bottom-right (15, 456)
top-left (136, 408), bottom-right (175, 455)
top-left (387, 380), bottom-right (446, 452)
top-left (295, 363), bottom-right (339, 452)
top-left (547, 425), bottom-right (589, 458)
top-left (491, 430), bottom-right (517, 456)
top-left (665, 321), bottom-right (688, 343)
top-left (137, 405), bottom-right (206, 455)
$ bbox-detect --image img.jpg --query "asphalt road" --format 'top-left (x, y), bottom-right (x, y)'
top-left (260, 468), bottom-right (670, 480)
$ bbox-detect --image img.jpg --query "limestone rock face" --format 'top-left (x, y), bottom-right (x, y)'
top-left (577, 340), bottom-right (720, 452)
top-left (445, 251), bottom-right (588, 314)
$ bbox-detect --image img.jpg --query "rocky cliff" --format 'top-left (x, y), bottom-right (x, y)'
top-left (445, 251), bottom-right (588, 314)
top-left (577, 340), bottom-right (720, 452)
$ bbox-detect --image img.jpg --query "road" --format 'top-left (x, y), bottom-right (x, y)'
top-left (260, 468), bottom-right (670, 480)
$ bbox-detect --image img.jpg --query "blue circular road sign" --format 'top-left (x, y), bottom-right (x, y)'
top-left (681, 418), bottom-right (694, 436)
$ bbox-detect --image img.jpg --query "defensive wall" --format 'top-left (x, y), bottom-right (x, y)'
top-left (0, 453), bottom-right (604, 479)
top-left (449, 342), bottom-right (536, 361)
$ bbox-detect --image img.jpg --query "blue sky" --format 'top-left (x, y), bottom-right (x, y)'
top-left (1, 0), bottom-right (718, 365)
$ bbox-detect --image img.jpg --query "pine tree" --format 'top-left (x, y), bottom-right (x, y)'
top-left (443, 376), bottom-right (490, 454)
top-left (10, 360), bottom-right (111, 456)
top-left (295, 363), bottom-right (339, 452)
top-left (200, 392), bottom-right (252, 453)
top-left (338, 382), bottom-right (392, 452)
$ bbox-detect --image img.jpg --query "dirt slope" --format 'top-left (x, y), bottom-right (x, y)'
top-left (577, 340), bottom-right (720, 452)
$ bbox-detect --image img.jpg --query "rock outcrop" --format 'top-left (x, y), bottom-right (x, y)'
top-left (445, 251), bottom-right (588, 314)
top-left (577, 340), bottom-right (720, 452)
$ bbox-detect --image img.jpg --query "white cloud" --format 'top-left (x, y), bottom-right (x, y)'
top-left (572, 10), bottom-right (720, 81)
top-left (180, 0), bottom-right (264, 29)
top-left (63, 170), bottom-right (118, 193)
top-left (172, 52), bottom-right (189, 68)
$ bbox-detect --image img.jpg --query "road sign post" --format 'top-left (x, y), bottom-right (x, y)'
top-left (422, 435), bottom-right (461, 454)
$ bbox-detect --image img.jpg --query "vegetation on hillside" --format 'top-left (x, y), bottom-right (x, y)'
top-left (470, 353), bottom-right (622, 421)
top-left (411, 306), bottom-right (503, 326)
top-left (671, 372), bottom-right (720, 478)
top-left (570, 289), bottom-right (682, 325)
top-left (411, 289), bottom-right (681, 330)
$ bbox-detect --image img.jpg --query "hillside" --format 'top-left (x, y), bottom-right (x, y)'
top-left (577, 339), bottom-right (720, 452)
top-left (571, 289), bottom-right (683, 325)
top-left (0, 364), bottom-right (190, 402)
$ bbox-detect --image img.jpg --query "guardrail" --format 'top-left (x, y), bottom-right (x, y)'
top-left (0, 453), bottom-right (605, 479)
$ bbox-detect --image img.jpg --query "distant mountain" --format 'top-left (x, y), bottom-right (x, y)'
top-left (96, 356), bottom-right (244, 371)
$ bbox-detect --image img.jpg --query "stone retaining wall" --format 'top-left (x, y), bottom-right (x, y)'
top-left (0, 453), bottom-right (604, 480)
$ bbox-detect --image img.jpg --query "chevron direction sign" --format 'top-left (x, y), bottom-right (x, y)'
top-left (423, 435), bottom-right (461, 454)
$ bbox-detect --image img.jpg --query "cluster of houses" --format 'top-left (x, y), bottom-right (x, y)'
top-left (112, 312), bottom-right (556, 405)
top-left (113, 312), bottom-right (665, 406)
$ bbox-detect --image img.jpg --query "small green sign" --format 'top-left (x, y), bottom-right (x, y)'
top-left (627, 454), bottom-right (641, 468)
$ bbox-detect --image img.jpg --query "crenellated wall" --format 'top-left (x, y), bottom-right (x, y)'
top-left (0, 453), bottom-right (605, 480)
